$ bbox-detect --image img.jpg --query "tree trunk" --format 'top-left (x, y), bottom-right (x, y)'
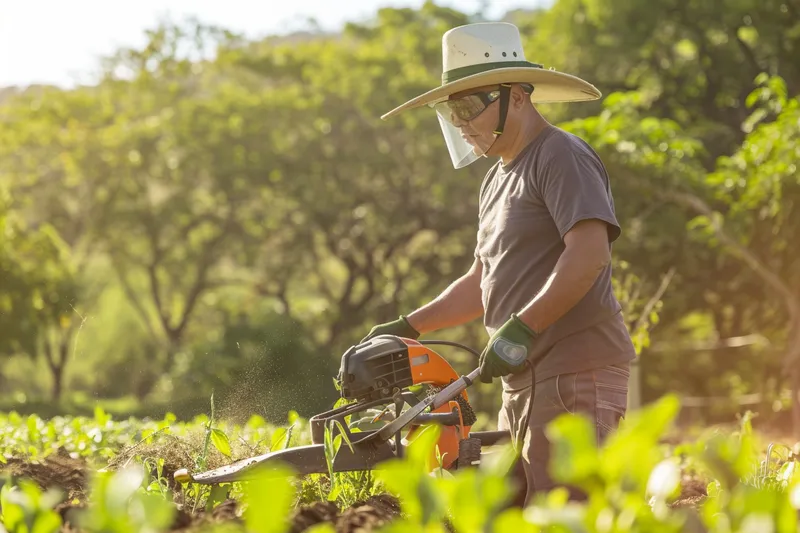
top-left (793, 374), bottom-right (800, 441)
top-left (51, 364), bottom-right (64, 402)
top-left (787, 317), bottom-right (800, 440)
top-left (133, 336), bottom-right (181, 402)
top-left (44, 340), bottom-right (69, 403)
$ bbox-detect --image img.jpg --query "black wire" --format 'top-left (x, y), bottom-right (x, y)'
top-left (420, 339), bottom-right (533, 440)
top-left (418, 340), bottom-right (481, 359)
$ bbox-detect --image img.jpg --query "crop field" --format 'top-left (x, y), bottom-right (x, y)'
top-left (2, 395), bottom-right (799, 533)
top-left (2, 4), bottom-right (800, 531)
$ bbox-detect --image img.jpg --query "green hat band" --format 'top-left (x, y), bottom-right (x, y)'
top-left (442, 60), bottom-right (543, 84)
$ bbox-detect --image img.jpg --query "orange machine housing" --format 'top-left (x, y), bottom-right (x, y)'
top-left (402, 339), bottom-right (472, 469)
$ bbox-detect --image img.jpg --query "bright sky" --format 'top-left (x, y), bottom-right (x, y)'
top-left (0, 0), bottom-right (545, 88)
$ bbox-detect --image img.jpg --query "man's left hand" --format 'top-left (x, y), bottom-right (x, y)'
top-left (478, 314), bottom-right (538, 383)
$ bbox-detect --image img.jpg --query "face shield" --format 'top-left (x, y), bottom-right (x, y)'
top-left (430, 84), bottom-right (512, 169)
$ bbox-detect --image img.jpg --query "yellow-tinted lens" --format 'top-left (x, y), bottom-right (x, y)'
top-left (445, 95), bottom-right (487, 121)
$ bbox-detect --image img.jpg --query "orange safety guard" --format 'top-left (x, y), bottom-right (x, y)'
top-left (402, 339), bottom-right (472, 469)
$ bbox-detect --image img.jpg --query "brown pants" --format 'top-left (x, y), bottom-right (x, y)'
top-left (498, 362), bottom-right (630, 506)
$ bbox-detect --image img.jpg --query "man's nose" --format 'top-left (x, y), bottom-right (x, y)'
top-left (450, 112), bottom-right (470, 128)
top-left (454, 118), bottom-right (474, 132)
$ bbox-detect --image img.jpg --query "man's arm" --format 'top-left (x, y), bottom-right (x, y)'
top-left (405, 256), bottom-right (484, 335)
top-left (517, 219), bottom-right (611, 333)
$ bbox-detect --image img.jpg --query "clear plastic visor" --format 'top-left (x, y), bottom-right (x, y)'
top-left (431, 100), bottom-right (498, 169)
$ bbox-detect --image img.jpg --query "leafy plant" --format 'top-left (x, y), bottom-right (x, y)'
top-left (241, 464), bottom-right (296, 533)
top-left (321, 419), bottom-right (354, 504)
top-left (76, 465), bottom-right (175, 533)
top-left (0, 478), bottom-right (63, 533)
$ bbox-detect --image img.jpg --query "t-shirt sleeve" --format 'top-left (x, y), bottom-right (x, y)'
top-left (536, 139), bottom-right (621, 243)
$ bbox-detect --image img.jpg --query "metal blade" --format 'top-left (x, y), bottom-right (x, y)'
top-left (175, 439), bottom-right (398, 485)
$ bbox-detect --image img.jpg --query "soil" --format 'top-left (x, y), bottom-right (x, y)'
top-left (1, 452), bottom-right (403, 533)
top-left (671, 474), bottom-right (708, 509)
top-left (1, 451), bottom-right (89, 502)
top-left (288, 495), bottom-right (401, 533)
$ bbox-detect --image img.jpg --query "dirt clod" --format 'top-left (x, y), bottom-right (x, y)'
top-left (211, 498), bottom-right (240, 521)
top-left (289, 501), bottom-right (340, 532)
top-left (671, 474), bottom-right (708, 508)
top-left (287, 494), bottom-right (401, 533)
top-left (335, 494), bottom-right (402, 532)
top-left (1, 453), bottom-right (88, 501)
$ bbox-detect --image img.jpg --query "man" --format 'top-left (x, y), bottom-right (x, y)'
top-left (361, 22), bottom-right (635, 506)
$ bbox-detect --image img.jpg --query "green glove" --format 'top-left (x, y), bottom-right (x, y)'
top-left (479, 314), bottom-right (538, 384)
top-left (360, 315), bottom-right (420, 343)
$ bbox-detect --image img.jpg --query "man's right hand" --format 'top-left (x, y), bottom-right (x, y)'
top-left (360, 315), bottom-right (420, 343)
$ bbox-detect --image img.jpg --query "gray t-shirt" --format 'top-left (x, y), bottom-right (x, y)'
top-left (474, 125), bottom-right (636, 392)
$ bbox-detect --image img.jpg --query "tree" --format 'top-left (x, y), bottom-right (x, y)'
top-left (0, 1), bottom-right (796, 424)
top-left (518, 0), bottom-right (800, 159)
top-left (562, 75), bottom-right (800, 435)
top-left (0, 21), bottom-right (298, 399)
top-left (218, 3), bottom-right (490, 354)
top-left (687, 76), bottom-right (800, 434)
top-left (0, 189), bottom-right (81, 400)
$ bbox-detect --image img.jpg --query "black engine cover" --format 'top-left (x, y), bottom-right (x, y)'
top-left (337, 335), bottom-right (413, 401)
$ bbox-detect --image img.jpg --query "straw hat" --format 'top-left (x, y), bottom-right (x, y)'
top-left (381, 22), bottom-right (601, 120)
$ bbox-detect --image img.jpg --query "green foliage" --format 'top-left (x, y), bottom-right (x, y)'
top-left (0, 410), bottom-right (126, 461)
top-left (77, 466), bottom-right (175, 533)
top-left (1, 0), bottom-right (800, 530)
top-left (520, 0), bottom-right (800, 158)
top-left (1, 395), bottom-right (800, 531)
top-left (0, 188), bottom-right (81, 401)
top-left (562, 73), bottom-right (800, 414)
top-left (295, 415), bottom-right (382, 507)
top-left (181, 310), bottom-right (337, 424)
top-left (0, 409), bottom-right (306, 466)
top-left (242, 464), bottom-right (296, 533)
top-left (362, 396), bottom-right (800, 532)
top-left (611, 260), bottom-right (671, 355)
top-left (0, 0), bottom-right (799, 509)
top-left (0, 479), bottom-right (62, 533)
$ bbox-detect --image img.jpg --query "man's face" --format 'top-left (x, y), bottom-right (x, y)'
top-left (432, 83), bottom-right (531, 168)
top-left (445, 84), bottom-right (503, 154)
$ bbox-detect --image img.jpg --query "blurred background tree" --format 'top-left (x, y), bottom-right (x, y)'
top-left (0, 0), bottom-right (798, 436)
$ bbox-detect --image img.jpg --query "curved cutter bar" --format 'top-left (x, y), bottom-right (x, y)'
top-left (181, 431), bottom-right (397, 484)
top-left (176, 429), bottom-right (510, 485)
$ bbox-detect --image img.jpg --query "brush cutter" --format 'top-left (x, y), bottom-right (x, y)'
top-left (173, 335), bottom-right (511, 485)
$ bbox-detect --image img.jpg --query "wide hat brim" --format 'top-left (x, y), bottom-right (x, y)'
top-left (381, 66), bottom-right (601, 120)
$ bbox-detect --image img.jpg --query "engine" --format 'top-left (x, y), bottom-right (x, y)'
top-left (336, 335), bottom-right (413, 402)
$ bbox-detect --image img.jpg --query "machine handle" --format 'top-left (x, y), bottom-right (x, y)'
top-left (431, 367), bottom-right (480, 410)
top-left (413, 409), bottom-right (461, 426)
top-left (376, 368), bottom-right (480, 441)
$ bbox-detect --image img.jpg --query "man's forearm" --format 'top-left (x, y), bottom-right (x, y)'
top-left (405, 264), bottom-right (484, 335)
top-left (517, 242), bottom-right (610, 333)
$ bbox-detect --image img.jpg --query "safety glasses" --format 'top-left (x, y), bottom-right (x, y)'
top-left (434, 88), bottom-right (503, 124)
top-left (432, 83), bottom-right (534, 125)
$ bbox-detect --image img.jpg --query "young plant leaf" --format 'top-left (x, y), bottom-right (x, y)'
top-left (210, 428), bottom-right (232, 458)
top-left (243, 464), bottom-right (296, 533)
top-left (271, 424), bottom-right (295, 452)
top-left (206, 483), bottom-right (230, 513)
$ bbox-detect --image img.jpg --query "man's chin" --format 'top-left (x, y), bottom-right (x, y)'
top-left (478, 145), bottom-right (498, 158)
top-left (467, 140), bottom-right (491, 153)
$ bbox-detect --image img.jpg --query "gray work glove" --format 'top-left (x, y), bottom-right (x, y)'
top-left (360, 315), bottom-right (420, 343)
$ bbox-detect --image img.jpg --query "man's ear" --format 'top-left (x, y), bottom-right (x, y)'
top-left (510, 85), bottom-right (529, 109)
